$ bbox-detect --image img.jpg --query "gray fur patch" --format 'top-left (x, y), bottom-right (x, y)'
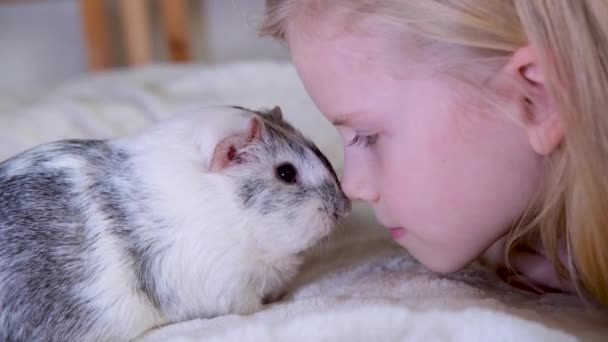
top-left (307, 143), bottom-right (340, 185)
top-left (239, 178), bottom-right (266, 208)
top-left (0, 140), bottom-right (169, 341)
top-left (231, 106), bottom-right (348, 220)
top-left (238, 176), bottom-right (309, 217)
top-left (317, 179), bottom-right (350, 219)
top-left (89, 154), bottom-right (169, 311)
top-left (0, 167), bottom-right (100, 341)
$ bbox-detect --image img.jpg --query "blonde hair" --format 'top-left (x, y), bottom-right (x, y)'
top-left (260, 0), bottom-right (608, 306)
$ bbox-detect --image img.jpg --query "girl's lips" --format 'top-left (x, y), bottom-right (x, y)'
top-left (389, 227), bottom-right (406, 239)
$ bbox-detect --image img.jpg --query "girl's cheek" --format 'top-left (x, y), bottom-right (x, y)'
top-left (374, 139), bottom-right (401, 194)
top-left (367, 138), bottom-right (385, 171)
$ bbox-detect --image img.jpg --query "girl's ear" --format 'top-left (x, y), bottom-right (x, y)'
top-left (209, 117), bottom-right (262, 172)
top-left (502, 46), bottom-right (565, 155)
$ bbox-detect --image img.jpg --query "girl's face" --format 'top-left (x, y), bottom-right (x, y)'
top-left (287, 15), bottom-right (544, 272)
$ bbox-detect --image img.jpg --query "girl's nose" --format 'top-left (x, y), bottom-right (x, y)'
top-left (340, 159), bottom-right (379, 203)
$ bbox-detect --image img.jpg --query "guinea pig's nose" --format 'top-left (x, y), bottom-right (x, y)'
top-left (335, 195), bottom-right (352, 219)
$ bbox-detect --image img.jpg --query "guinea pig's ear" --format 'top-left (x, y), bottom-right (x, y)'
top-left (267, 106), bottom-right (283, 122)
top-left (209, 117), bottom-right (262, 172)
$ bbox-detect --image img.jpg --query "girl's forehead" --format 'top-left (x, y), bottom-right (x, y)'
top-left (287, 15), bottom-right (435, 84)
top-left (287, 8), bottom-right (426, 52)
top-left (286, 11), bottom-right (449, 132)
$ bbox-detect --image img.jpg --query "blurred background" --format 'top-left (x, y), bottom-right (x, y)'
top-left (0, 0), bottom-right (289, 95)
top-left (0, 0), bottom-right (338, 164)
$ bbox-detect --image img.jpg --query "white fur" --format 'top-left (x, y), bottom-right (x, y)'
top-left (80, 107), bottom-right (338, 339)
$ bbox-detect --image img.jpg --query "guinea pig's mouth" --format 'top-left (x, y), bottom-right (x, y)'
top-left (319, 207), bottom-right (345, 222)
top-left (334, 198), bottom-right (352, 219)
top-left (332, 211), bottom-right (346, 221)
top-left (317, 196), bottom-right (351, 226)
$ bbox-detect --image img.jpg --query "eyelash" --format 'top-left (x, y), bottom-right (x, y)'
top-left (348, 134), bottom-right (378, 148)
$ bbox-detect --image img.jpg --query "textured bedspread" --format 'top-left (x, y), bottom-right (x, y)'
top-left (1, 61), bottom-right (606, 341)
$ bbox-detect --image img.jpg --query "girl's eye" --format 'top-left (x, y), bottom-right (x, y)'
top-left (348, 134), bottom-right (378, 148)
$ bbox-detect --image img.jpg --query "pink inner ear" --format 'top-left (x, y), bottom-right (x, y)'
top-left (248, 118), bottom-right (261, 142)
top-left (227, 145), bottom-right (236, 161)
top-left (209, 118), bottom-right (261, 172)
top-left (210, 139), bottom-right (236, 172)
top-left (209, 137), bottom-right (247, 172)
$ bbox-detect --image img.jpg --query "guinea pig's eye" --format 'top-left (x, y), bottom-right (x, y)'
top-left (276, 163), bottom-right (298, 184)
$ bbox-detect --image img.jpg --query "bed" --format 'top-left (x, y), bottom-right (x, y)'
top-left (1, 60), bottom-right (607, 341)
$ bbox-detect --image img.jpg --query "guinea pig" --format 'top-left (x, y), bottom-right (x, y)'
top-left (0, 105), bottom-right (350, 342)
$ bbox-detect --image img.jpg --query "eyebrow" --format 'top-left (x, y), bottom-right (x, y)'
top-left (331, 117), bottom-right (348, 126)
top-left (330, 111), bottom-right (365, 126)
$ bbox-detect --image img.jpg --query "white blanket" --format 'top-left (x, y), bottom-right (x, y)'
top-left (1, 61), bottom-right (606, 341)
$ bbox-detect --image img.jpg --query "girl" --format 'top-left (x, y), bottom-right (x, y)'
top-left (259, 0), bottom-right (608, 306)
